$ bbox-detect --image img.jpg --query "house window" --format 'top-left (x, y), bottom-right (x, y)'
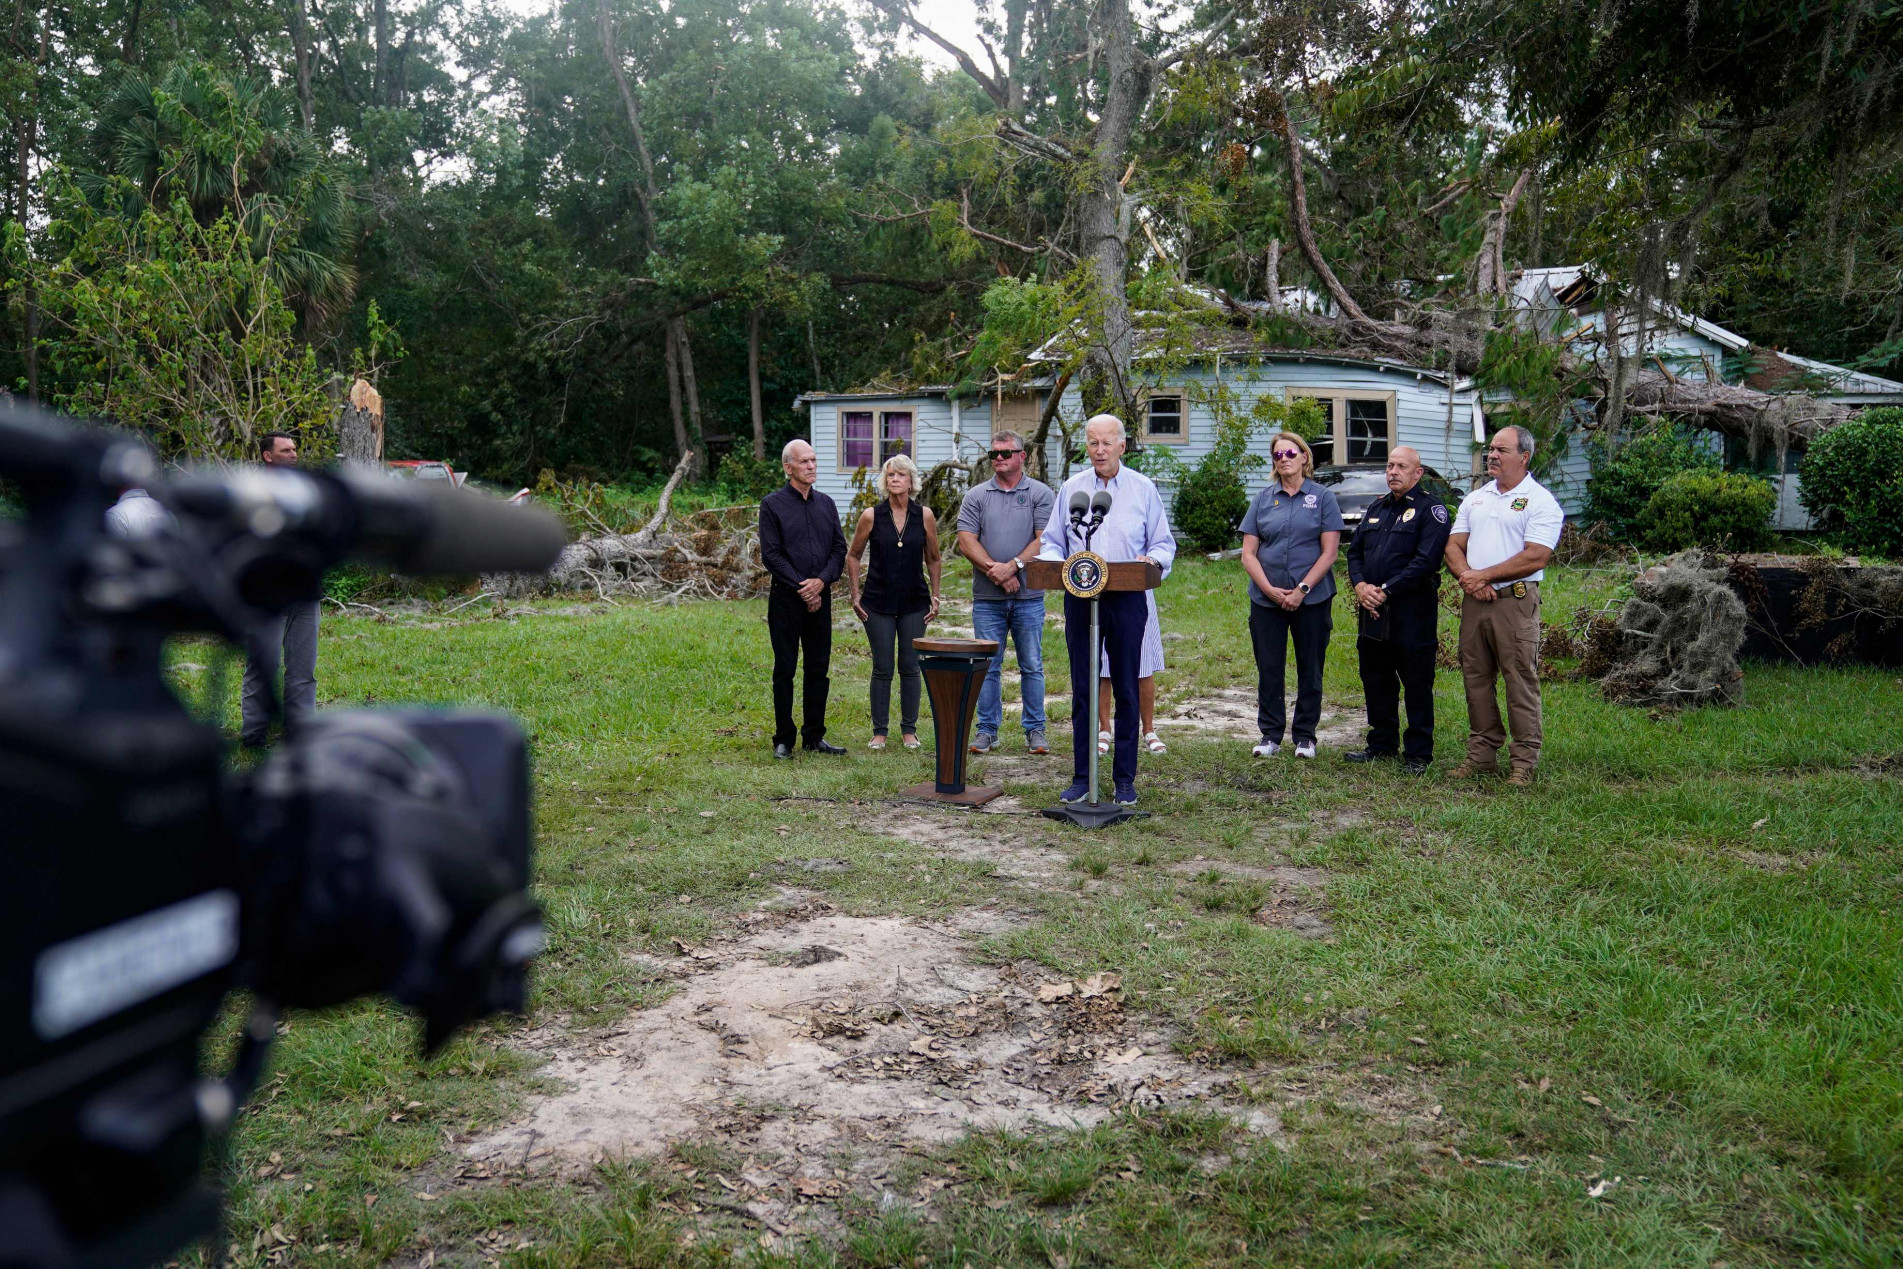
top-left (840, 408), bottom-right (914, 471)
top-left (841, 411), bottom-right (875, 470)
top-left (1142, 394), bottom-right (1186, 443)
top-left (1285, 389), bottom-right (1395, 468)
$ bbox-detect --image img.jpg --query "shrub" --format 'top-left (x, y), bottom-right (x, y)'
top-left (713, 450), bottom-right (783, 499)
top-left (1638, 470), bottom-right (1776, 552)
top-left (1586, 426), bottom-right (1719, 541)
top-left (1798, 407), bottom-right (1903, 559)
top-left (1174, 465), bottom-right (1252, 553)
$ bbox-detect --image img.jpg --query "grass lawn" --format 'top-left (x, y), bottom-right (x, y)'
top-left (183, 557), bottom-right (1902, 1268)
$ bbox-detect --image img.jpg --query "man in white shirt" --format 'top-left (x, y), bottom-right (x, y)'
top-left (1038, 414), bottom-right (1176, 806)
top-left (104, 486), bottom-right (174, 538)
top-left (1444, 425), bottom-right (1564, 785)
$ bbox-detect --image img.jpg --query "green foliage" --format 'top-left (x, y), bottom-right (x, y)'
top-left (1472, 325), bottom-right (1586, 477)
top-left (957, 276), bottom-right (1076, 397)
top-left (1638, 470), bottom-right (1776, 553)
top-left (1798, 407), bottom-right (1903, 559)
top-left (1174, 466), bottom-right (1251, 553)
top-left (1586, 426), bottom-right (1721, 541)
top-left (33, 190), bottom-right (334, 460)
top-left (711, 450), bottom-right (782, 499)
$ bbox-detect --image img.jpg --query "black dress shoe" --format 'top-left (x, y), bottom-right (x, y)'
top-left (1343, 748), bottom-right (1397, 764)
top-left (772, 743), bottom-right (793, 759)
top-left (804, 739), bottom-right (847, 755)
top-left (1403, 757), bottom-right (1431, 775)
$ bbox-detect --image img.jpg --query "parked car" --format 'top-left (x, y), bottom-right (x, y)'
top-left (1313, 463), bottom-right (1461, 539)
top-left (385, 459), bottom-right (466, 486)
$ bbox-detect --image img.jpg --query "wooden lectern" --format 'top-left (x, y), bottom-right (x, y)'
top-left (1024, 555), bottom-right (1163, 828)
top-left (900, 636), bottom-right (1002, 806)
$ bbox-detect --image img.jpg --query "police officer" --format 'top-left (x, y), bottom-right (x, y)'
top-left (1344, 446), bottom-right (1451, 774)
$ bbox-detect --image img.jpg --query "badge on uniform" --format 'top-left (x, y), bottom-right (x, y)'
top-left (1303, 493), bottom-right (1317, 507)
top-left (1366, 516), bottom-right (1380, 524)
top-left (1401, 508), bottom-right (1416, 523)
top-left (1511, 497), bottom-right (1529, 511)
top-left (1431, 504), bottom-right (1448, 524)
top-left (1016, 493), bottom-right (1026, 504)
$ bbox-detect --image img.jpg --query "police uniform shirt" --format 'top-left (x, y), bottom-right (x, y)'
top-left (1451, 475), bottom-right (1564, 587)
top-left (1346, 483), bottom-right (1452, 598)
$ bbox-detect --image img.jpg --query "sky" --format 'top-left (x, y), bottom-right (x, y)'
top-left (489, 0), bottom-right (983, 72)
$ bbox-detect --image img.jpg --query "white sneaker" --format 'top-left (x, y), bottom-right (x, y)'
top-left (1098, 729), bottom-right (1112, 755)
top-left (1295, 742), bottom-right (1317, 759)
top-left (1252, 740), bottom-right (1280, 757)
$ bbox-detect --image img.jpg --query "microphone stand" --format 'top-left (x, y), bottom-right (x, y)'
top-left (1080, 507), bottom-right (1107, 809)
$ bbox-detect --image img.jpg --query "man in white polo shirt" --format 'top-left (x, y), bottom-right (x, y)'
top-left (1444, 425), bottom-right (1564, 786)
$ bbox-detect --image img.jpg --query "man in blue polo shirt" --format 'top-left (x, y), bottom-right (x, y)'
top-left (956, 430), bottom-right (1056, 755)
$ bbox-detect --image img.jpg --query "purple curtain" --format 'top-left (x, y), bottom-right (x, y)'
top-left (842, 411), bottom-right (874, 468)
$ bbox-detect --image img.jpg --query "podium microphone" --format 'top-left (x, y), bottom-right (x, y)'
top-left (1088, 489), bottom-right (1113, 526)
top-left (1067, 490), bottom-right (1090, 527)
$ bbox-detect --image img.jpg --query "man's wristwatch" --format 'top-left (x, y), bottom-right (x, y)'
top-left (1014, 557), bottom-right (1025, 573)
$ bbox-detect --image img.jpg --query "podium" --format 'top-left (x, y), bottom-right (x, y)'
top-left (900, 636), bottom-right (1002, 806)
top-left (1024, 555), bottom-right (1163, 829)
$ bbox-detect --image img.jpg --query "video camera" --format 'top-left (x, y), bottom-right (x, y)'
top-left (0, 403), bottom-right (567, 1268)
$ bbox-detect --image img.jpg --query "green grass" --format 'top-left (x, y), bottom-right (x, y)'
top-left (179, 557), bottom-right (1903, 1268)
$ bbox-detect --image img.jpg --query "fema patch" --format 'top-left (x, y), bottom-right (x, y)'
top-left (1016, 493), bottom-right (1026, 504)
top-left (1402, 508), bottom-right (1416, 523)
top-left (1511, 497), bottom-right (1529, 511)
top-left (1431, 504), bottom-right (1448, 524)
top-left (1303, 493), bottom-right (1318, 508)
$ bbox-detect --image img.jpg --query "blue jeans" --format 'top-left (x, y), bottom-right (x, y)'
top-left (972, 597), bottom-right (1047, 737)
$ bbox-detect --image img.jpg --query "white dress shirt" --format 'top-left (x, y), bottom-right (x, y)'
top-left (1038, 463), bottom-right (1177, 578)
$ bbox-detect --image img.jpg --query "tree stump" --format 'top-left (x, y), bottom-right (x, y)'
top-left (336, 378), bottom-right (385, 465)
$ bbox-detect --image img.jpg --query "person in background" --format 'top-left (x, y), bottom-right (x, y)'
top-left (240, 431), bottom-right (320, 748)
top-left (1239, 431), bottom-right (1343, 759)
top-left (1098, 591), bottom-right (1165, 756)
top-left (759, 438), bottom-right (848, 759)
top-left (846, 454), bottom-right (941, 750)
top-left (1343, 446), bottom-right (1450, 774)
top-left (956, 430), bottom-right (1055, 756)
top-left (105, 485), bottom-right (173, 538)
top-left (1037, 414), bottom-right (1176, 807)
top-left (1444, 425), bottom-right (1564, 786)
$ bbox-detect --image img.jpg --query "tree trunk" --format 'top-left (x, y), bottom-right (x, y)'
top-left (1264, 238), bottom-right (1281, 308)
top-left (336, 378), bottom-right (385, 465)
top-left (747, 305), bottom-right (765, 461)
top-left (1475, 168), bottom-right (1531, 297)
top-left (807, 316), bottom-right (823, 388)
top-left (674, 316), bottom-right (706, 472)
top-left (293, 0), bottom-right (313, 129)
top-left (372, 0), bottom-right (389, 106)
top-left (15, 14), bottom-right (43, 402)
top-left (1275, 103), bottom-right (1371, 325)
top-left (121, 0), bottom-right (143, 60)
top-left (1004, 0), bottom-right (1027, 114)
top-left (664, 324), bottom-right (691, 466)
top-left (1025, 368), bottom-right (1073, 484)
top-left (1074, 0), bottom-right (1149, 422)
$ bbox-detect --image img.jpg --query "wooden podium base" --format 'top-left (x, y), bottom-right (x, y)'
top-left (901, 780), bottom-right (1004, 807)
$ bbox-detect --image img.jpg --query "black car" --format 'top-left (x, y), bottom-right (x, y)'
top-left (1312, 463), bottom-right (1462, 539)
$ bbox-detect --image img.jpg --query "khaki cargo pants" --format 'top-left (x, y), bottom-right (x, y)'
top-left (1458, 582), bottom-right (1542, 770)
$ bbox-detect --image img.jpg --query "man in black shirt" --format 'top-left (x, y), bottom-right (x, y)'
top-left (759, 439), bottom-right (848, 757)
top-left (1344, 446), bottom-right (1452, 773)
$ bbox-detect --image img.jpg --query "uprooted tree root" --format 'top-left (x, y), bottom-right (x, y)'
top-left (1602, 549), bottom-right (1747, 708)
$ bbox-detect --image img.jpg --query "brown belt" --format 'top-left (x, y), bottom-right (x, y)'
top-left (1503, 580), bottom-right (1538, 599)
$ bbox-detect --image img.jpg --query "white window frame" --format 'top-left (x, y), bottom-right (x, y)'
top-left (1138, 391), bottom-right (1188, 444)
top-left (1283, 388), bottom-right (1397, 466)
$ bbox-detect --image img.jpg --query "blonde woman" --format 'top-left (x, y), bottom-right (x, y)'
top-left (846, 454), bottom-right (942, 750)
top-left (1239, 431), bottom-right (1343, 758)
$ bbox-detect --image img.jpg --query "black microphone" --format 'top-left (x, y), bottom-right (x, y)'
top-left (1067, 490), bottom-right (1089, 526)
top-left (1088, 490), bottom-right (1113, 524)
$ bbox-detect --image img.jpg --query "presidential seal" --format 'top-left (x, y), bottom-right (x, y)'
top-left (1062, 550), bottom-right (1110, 599)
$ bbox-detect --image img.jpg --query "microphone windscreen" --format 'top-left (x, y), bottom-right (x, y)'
top-left (1089, 490), bottom-right (1113, 516)
top-left (1068, 491), bottom-right (1090, 519)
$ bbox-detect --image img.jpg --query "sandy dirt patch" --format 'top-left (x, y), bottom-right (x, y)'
top-left (466, 910), bottom-right (1277, 1230)
top-left (869, 800), bottom-right (1070, 890)
top-left (1152, 689), bottom-right (1366, 749)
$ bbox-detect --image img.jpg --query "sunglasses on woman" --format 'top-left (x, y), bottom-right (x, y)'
top-left (1272, 448), bottom-right (1302, 460)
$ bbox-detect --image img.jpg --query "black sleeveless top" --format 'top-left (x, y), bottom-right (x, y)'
top-left (862, 499), bottom-right (930, 615)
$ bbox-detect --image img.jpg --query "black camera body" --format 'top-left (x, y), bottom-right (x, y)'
top-left (0, 403), bottom-right (565, 1268)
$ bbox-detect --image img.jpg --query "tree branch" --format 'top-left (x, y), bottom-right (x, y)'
top-left (867, 0), bottom-right (1008, 108)
top-left (1274, 102), bottom-right (1372, 325)
top-left (828, 272), bottom-right (953, 294)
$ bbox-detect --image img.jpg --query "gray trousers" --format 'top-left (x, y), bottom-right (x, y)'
top-left (241, 600), bottom-right (320, 743)
top-left (864, 609), bottom-right (926, 736)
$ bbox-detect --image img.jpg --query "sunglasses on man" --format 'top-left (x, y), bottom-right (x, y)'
top-left (987, 448), bottom-right (1023, 461)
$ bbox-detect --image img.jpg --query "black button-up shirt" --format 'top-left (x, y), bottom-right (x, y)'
top-left (759, 483), bottom-right (846, 592)
top-left (1346, 481), bottom-right (1451, 600)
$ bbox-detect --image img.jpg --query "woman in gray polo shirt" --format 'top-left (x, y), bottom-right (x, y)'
top-left (1239, 431), bottom-right (1343, 758)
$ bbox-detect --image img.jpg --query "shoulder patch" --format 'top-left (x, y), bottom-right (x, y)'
top-left (1431, 504), bottom-right (1448, 524)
